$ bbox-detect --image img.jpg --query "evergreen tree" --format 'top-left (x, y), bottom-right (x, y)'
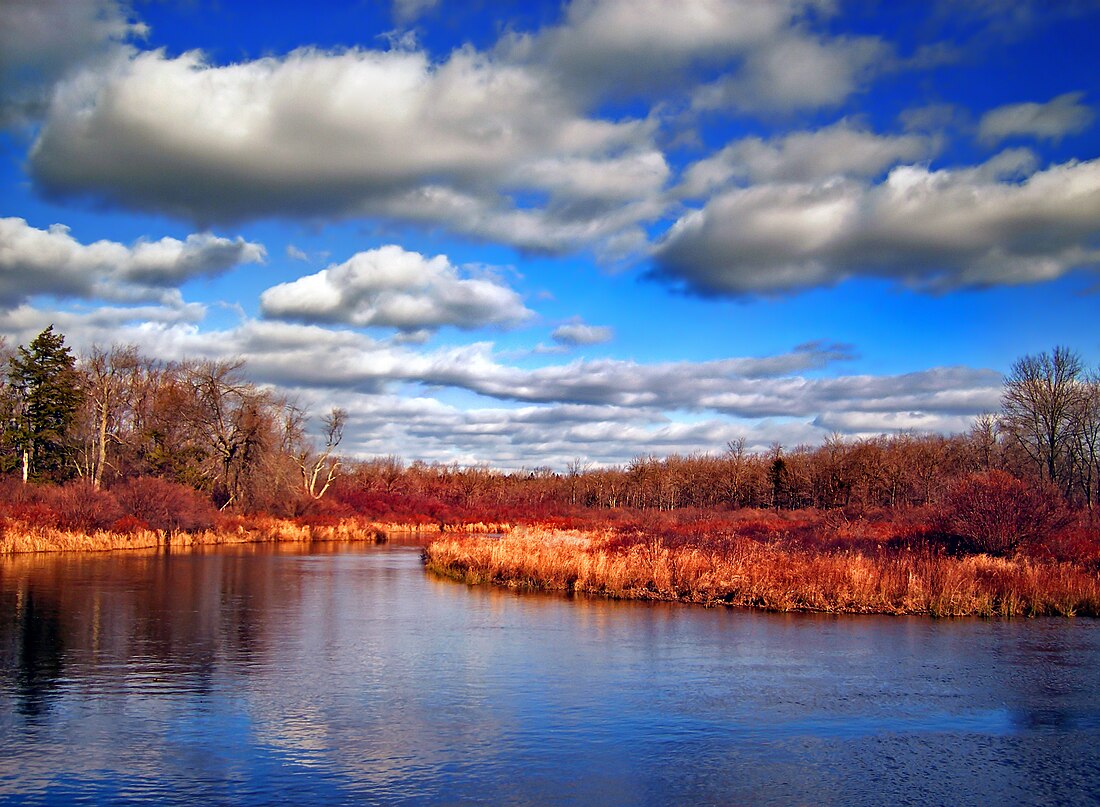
top-left (6, 326), bottom-right (83, 483)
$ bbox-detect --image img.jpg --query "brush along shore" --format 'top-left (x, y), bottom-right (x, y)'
top-left (423, 526), bottom-right (1100, 618)
top-left (0, 517), bottom-right (510, 555)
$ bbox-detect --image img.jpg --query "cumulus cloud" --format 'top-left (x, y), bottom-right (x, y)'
top-left (259, 245), bottom-right (532, 331)
top-left (0, 217), bottom-right (265, 307)
top-left (978, 92), bottom-right (1095, 144)
top-left (653, 156), bottom-right (1100, 295)
top-left (503, 0), bottom-right (887, 111)
top-left (691, 31), bottom-right (887, 113)
top-left (21, 0), bottom-right (898, 254)
top-left (27, 44), bottom-right (664, 254)
top-left (0, 0), bottom-right (144, 125)
top-left (551, 319), bottom-right (614, 346)
top-left (678, 121), bottom-right (938, 198)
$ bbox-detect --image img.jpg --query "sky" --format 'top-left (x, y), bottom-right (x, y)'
top-left (1, 0), bottom-right (1098, 470)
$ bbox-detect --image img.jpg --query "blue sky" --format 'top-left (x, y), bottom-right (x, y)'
top-left (1, 0), bottom-right (1098, 469)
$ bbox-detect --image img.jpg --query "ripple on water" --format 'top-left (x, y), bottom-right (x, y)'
top-left (1, 543), bottom-right (1099, 806)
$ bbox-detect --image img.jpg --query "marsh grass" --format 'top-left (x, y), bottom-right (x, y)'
top-left (0, 516), bottom-right (512, 555)
top-left (424, 527), bottom-right (1100, 617)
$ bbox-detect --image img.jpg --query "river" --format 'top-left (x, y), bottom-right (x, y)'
top-left (2, 541), bottom-right (1098, 806)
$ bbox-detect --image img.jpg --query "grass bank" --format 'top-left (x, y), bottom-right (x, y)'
top-left (424, 526), bottom-right (1100, 617)
top-left (0, 516), bottom-right (511, 555)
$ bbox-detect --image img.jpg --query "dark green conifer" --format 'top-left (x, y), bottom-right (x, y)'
top-left (6, 326), bottom-right (84, 483)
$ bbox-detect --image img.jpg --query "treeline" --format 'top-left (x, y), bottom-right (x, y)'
top-left (340, 346), bottom-right (1100, 518)
top-left (0, 326), bottom-right (343, 513)
top-left (1, 327), bottom-right (1098, 532)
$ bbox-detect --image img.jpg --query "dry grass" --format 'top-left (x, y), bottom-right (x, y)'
top-left (0, 516), bottom-right (512, 555)
top-left (424, 526), bottom-right (1100, 618)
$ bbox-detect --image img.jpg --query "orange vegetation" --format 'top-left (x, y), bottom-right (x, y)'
top-left (0, 513), bottom-right (510, 555)
top-left (424, 525), bottom-right (1100, 618)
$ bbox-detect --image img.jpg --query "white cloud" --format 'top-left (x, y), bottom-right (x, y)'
top-left (552, 319), bottom-right (614, 346)
top-left (678, 121), bottom-right (938, 198)
top-left (392, 0), bottom-right (438, 24)
top-left (691, 31), bottom-right (887, 113)
top-left (978, 92), bottom-right (1095, 144)
top-left (0, 305), bottom-right (999, 467)
top-left (654, 155), bottom-right (1100, 295)
top-left (503, 0), bottom-right (887, 111)
top-left (0, 302), bottom-right (205, 336)
top-left (259, 245), bottom-right (533, 331)
top-left (28, 44), bottom-right (663, 254)
top-left (0, 0), bottom-right (144, 125)
top-left (0, 217), bottom-right (265, 307)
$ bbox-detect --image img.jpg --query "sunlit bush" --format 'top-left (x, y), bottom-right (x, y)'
top-left (49, 482), bottom-right (123, 532)
top-left (939, 471), bottom-right (1069, 556)
top-left (112, 476), bottom-right (216, 532)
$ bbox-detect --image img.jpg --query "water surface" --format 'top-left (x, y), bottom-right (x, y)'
top-left (2, 542), bottom-right (1098, 805)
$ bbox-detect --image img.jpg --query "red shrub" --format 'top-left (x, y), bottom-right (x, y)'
top-left (111, 514), bottom-right (150, 534)
top-left (1033, 518), bottom-right (1100, 566)
top-left (1, 500), bottom-right (60, 529)
top-left (939, 471), bottom-right (1069, 556)
top-left (112, 477), bottom-right (216, 532)
top-left (49, 482), bottom-right (123, 532)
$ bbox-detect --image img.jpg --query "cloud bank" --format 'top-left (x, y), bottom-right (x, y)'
top-left (28, 45), bottom-right (665, 254)
top-left (0, 217), bottom-right (265, 307)
top-left (654, 156), bottom-right (1100, 295)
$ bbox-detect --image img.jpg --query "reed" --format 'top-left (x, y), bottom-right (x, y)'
top-left (424, 527), bottom-right (1100, 617)
top-left (0, 516), bottom-right (510, 555)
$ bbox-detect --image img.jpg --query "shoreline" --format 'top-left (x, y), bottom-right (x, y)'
top-left (0, 517), bottom-right (511, 555)
top-left (423, 527), bottom-right (1100, 618)
top-left (6, 517), bottom-right (1098, 618)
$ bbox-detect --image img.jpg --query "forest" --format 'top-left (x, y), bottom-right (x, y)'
top-left (2, 326), bottom-right (1099, 614)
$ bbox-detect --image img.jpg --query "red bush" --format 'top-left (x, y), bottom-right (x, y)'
top-left (110, 514), bottom-right (150, 534)
top-left (112, 477), bottom-right (216, 532)
top-left (1032, 518), bottom-right (1100, 566)
top-left (49, 482), bottom-right (123, 532)
top-left (939, 471), bottom-right (1069, 556)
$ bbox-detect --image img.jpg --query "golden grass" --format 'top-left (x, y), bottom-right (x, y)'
top-left (424, 527), bottom-right (1100, 618)
top-left (0, 516), bottom-right (512, 555)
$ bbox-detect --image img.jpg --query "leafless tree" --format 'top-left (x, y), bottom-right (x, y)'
top-left (298, 407), bottom-right (346, 500)
top-left (184, 359), bottom-right (277, 509)
top-left (1067, 369), bottom-right (1100, 511)
top-left (1001, 347), bottom-right (1084, 490)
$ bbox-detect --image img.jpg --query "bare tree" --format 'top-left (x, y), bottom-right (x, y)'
top-left (185, 359), bottom-right (277, 509)
top-left (968, 412), bottom-right (1001, 473)
top-left (1001, 347), bottom-right (1084, 490)
top-left (76, 345), bottom-right (145, 488)
top-left (1067, 369), bottom-right (1100, 511)
top-left (566, 457), bottom-right (589, 506)
top-left (298, 407), bottom-right (346, 500)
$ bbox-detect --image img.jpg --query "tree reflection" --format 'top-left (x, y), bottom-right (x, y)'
top-left (10, 587), bottom-right (65, 718)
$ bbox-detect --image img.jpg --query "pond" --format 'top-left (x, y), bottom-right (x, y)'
top-left (2, 541), bottom-right (1098, 805)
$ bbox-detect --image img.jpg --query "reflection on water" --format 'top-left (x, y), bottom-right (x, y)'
top-left (1, 542), bottom-right (1099, 806)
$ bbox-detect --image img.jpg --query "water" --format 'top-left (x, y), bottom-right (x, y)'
top-left (2, 542), bottom-right (1098, 806)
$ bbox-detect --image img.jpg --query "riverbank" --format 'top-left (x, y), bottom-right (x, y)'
top-left (0, 516), bottom-right (510, 555)
top-left (424, 527), bottom-right (1100, 617)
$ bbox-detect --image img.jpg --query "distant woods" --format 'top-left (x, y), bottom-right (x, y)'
top-left (1, 327), bottom-right (1099, 527)
top-left (340, 345), bottom-right (1100, 521)
top-left (0, 326), bottom-right (344, 512)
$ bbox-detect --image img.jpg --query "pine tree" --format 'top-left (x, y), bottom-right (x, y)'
top-left (7, 326), bottom-right (84, 483)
